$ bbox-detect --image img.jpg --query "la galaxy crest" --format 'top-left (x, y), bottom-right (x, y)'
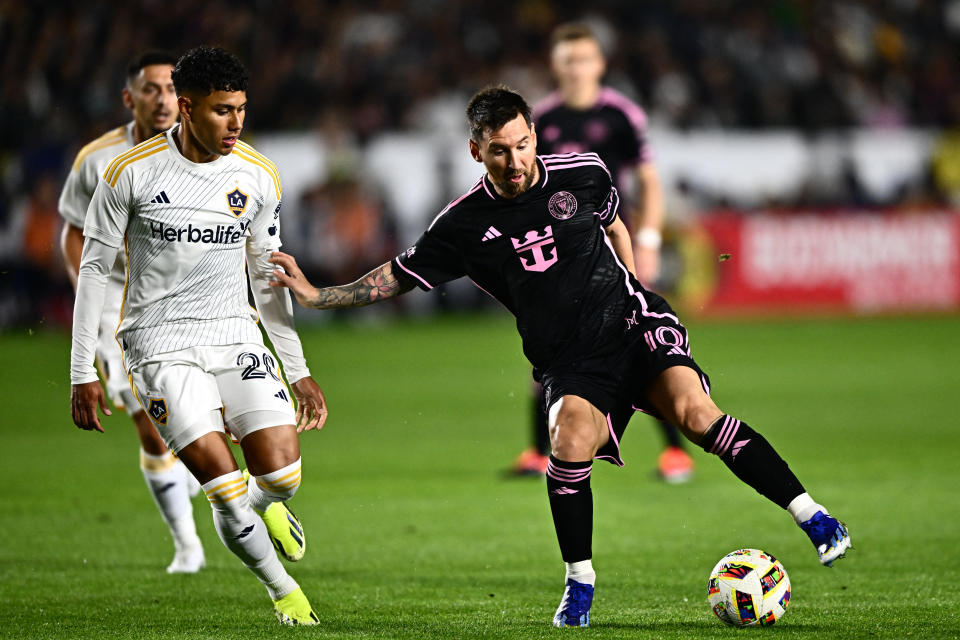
top-left (226, 187), bottom-right (249, 216)
top-left (147, 398), bottom-right (169, 426)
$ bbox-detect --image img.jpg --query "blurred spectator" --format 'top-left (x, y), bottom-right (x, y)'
top-left (297, 171), bottom-right (397, 288)
top-left (4, 0), bottom-right (960, 326)
top-left (0, 173), bottom-right (72, 326)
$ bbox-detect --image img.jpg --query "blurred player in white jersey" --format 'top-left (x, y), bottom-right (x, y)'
top-left (59, 51), bottom-right (206, 574)
top-left (69, 46), bottom-right (327, 626)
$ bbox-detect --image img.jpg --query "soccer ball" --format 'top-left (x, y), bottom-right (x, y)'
top-left (707, 548), bottom-right (791, 627)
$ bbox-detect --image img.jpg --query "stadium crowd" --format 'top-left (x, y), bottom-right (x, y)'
top-left (3, 0), bottom-right (960, 326)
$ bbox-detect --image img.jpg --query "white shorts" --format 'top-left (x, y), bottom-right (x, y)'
top-left (129, 343), bottom-right (297, 454)
top-left (96, 289), bottom-right (138, 412)
top-left (97, 334), bottom-right (138, 412)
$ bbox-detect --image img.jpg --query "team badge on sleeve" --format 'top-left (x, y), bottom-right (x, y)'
top-left (226, 188), bottom-right (249, 216)
top-left (147, 398), bottom-right (169, 426)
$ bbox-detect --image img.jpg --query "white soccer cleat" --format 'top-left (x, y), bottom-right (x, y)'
top-left (166, 543), bottom-right (206, 574)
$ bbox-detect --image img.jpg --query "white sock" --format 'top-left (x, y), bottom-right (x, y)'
top-left (565, 559), bottom-right (596, 586)
top-left (203, 470), bottom-right (297, 600)
top-left (140, 449), bottom-right (201, 550)
top-left (247, 457), bottom-right (302, 513)
top-left (183, 463), bottom-right (202, 499)
top-left (787, 492), bottom-right (826, 525)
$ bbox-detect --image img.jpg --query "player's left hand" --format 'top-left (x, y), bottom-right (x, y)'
top-left (290, 376), bottom-right (328, 433)
top-left (634, 245), bottom-right (661, 287)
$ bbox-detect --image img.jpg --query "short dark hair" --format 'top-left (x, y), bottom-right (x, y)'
top-left (550, 22), bottom-right (600, 49)
top-left (466, 85), bottom-right (532, 141)
top-left (171, 46), bottom-right (249, 96)
top-left (126, 50), bottom-right (178, 82)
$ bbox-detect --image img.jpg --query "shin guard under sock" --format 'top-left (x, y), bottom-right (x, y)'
top-left (546, 456), bottom-right (594, 563)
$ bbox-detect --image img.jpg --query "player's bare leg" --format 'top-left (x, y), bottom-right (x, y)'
top-left (546, 395), bottom-right (608, 627)
top-left (132, 410), bottom-right (204, 573)
top-left (177, 429), bottom-right (316, 625)
top-left (647, 366), bottom-right (851, 566)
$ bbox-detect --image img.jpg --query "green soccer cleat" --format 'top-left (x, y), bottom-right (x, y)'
top-left (273, 587), bottom-right (319, 626)
top-left (243, 469), bottom-right (306, 562)
top-left (262, 500), bottom-right (306, 562)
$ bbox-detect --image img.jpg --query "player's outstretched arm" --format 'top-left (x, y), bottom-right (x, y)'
top-left (269, 251), bottom-right (413, 309)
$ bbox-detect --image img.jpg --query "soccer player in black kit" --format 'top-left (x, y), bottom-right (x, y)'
top-left (269, 86), bottom-right (851, 628)
top-left (510, 22), bottom-right (694, 482)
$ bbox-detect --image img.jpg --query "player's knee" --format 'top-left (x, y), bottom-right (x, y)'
top-left (550, 414), bottom-right (601, 460)
top-left (253, 457), bottom-right (302, 501)
top-left (134, 414), bottom-right (169, 455)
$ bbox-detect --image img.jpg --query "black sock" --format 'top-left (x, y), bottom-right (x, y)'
top-left (700, 415), bottom-right (805, 509)
top-left (658, 419), bottom-right (684, 449)
top-left (533, 386), bottom-right (550, 455)
top-left (546, 456), bottom-right (593, 563)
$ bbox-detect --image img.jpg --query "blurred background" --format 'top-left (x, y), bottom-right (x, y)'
top-left (2, 0), bottom-right (960, 328)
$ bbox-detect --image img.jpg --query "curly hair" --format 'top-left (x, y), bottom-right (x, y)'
top-left (171, 46), bottom-right (249, 96)
top-left (465, 85), bottom-right (532, 141)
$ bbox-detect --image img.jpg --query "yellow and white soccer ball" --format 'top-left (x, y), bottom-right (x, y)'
top-left (707, 548), bottom-right (791, 627)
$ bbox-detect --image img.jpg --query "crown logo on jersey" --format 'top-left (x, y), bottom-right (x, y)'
top-left (147, 398), bottom-right (168, 426)
top-left (548, 191), bottom-right (578, 220)
top-left (511, 225), bottom-right (557, 272)
top-left (226, 187), bottom-right (249, 216)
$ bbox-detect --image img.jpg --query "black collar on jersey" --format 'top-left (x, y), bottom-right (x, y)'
top-left (481, 156), bottom-right (548, 203)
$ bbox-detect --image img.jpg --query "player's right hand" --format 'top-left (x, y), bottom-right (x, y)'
top-left (71, 381), bottom-right (111, 433)
top-left (269, 251), bottom-right (319, 308)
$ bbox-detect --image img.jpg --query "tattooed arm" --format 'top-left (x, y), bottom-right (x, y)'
top-left (269, 251), bottom-right (413, 309)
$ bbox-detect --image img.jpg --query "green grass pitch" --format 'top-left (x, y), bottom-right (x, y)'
top-left (1, 312), bottom-right (958, 639)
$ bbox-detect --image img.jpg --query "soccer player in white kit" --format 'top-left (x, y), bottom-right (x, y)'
top-left (59, 51), bottom-right (206, 574)
top-left (69, 46), bottom-right (327, 626)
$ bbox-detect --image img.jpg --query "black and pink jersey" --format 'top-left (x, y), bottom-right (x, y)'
top-left (392, 153), bottom-right (660, 376)
top-left (534, 87), bottom-right (652, 199)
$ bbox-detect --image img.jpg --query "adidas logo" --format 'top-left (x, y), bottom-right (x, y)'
top-left (235, 524), bottom-right (255, 540)
top-left (150, 190), bottom-right (170, 204)
top-left (730, 439), bottom-right (751, 460)
top-left (481, 226), bottom-right (502, 242)
top-left (274, 389), bottom-right (288, 401)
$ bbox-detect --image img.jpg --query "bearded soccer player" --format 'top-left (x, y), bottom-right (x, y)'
top-left (70, 47), bottom-right (326, 626)
top-left (269, 86), bottom-right (851, 628)
top-left (59, 51), bottom-right (206, 574)
top-left (510, 22), bottom-right (694, 482)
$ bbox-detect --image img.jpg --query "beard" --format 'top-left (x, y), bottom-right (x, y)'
top-left (495, 169), bottom-right (535, 197)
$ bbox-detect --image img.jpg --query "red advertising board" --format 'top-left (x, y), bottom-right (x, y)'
top-left (688, 211), bottom-right (960, 314)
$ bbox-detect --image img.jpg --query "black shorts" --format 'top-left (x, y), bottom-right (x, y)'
top-left (540, 294), bottom-right (711, 467)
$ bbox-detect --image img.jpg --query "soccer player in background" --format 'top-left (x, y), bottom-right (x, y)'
top-left (269, 86), bottom-right (851, 628)
top-left (59, 51), bottom-right (206, 574)
top-left (510, 23), bottom-right (694, 482)
top-left (69, 46), bottom-right (326, 626)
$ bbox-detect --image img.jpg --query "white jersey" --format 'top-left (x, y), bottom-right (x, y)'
top-left (59, 123), bottom-right (135, 323)
top-left (84, 125), bottom-right (284, 370)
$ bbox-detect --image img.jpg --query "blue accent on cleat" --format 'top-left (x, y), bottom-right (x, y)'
top-left (800, 511), bottom-right (851, 567)
top-left (288, 527), bottom-right (303, 547)
top-left (553, 579), bottom-right (593, 628)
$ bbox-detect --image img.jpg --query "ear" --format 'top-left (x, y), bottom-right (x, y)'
top-left (469, 138), bottom-right (482, 163)
top-left (121, 87), bottom-right (134, 111)
top-left (177, 95), bottom-right (192, 122)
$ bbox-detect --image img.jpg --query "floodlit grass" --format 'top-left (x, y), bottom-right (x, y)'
top-left (1, 313), bottom-right (958, 639)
